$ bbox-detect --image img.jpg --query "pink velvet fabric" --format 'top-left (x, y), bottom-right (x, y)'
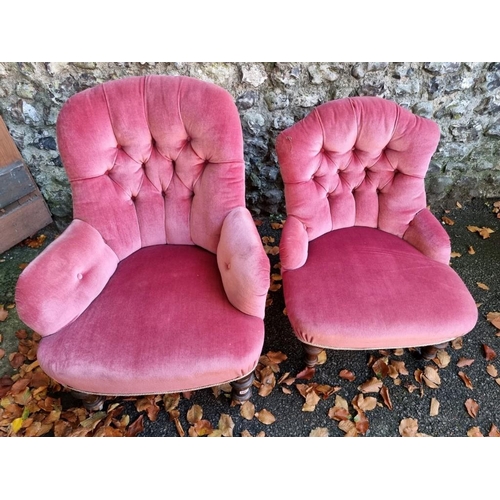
top-left (37, 246), bottom-right (264, 395)
top-left (15, 75), bottom-right (269, 396)
top-left (283, 227), bottom-right (478, 349)
top-left (276, 96), bottom-right (442, 262)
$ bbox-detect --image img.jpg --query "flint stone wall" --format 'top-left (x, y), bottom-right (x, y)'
top-left (0, 62), bottom-right (499, 227)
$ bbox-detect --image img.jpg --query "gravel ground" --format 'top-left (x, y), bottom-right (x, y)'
top-left (1, 197), bottom-right (500, 438)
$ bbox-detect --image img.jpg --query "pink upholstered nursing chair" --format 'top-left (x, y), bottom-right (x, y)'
top-left (15, 75), bottom-right (270, 409)
top-left (276, 96), bottom-right (478, 367)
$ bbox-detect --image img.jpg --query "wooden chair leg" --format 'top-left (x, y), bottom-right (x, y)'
top-left (71, 390), bottom-right (106, 411)
top-left (303, 344), bottom-right (324, 368)
top-left (231, 373), bottom-right (254, 403)
top-left (420, 341), bottom-right (450, 360)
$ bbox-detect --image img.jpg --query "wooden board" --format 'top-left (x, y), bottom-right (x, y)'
top-left (0, 115), bottom-right (53, 254)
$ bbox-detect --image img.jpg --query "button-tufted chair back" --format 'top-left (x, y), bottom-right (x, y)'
top-left (276, 96), bottom-right (441, 242)
top-left (57, 75), bottom-right (245, 260)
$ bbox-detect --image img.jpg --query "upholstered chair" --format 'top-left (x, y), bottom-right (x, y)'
top-left (276, 96), bottom-right (477, 368)
top-left (16, 75), bottom-right (270, 409)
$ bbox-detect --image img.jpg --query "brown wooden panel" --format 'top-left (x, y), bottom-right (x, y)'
top-left (0, 195), bottom-right (53, 254)
top-left (0, 161), bottom-right (35, 209)
top-left (0, 116), bottom-right (22, 167)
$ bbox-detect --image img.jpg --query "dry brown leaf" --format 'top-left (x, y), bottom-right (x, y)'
top-left (135, 396), bottom-right (160, 422)
top-left (468, 246), bottom-right (475, 255)
top-left (192, 419), bottom-right (213, 436)
top-left (372, 358), bottom-right (389, 378)
top-left (354, 411), bottom-right (369, 435)
top-left (390, 360), bottom-right (409, 376)
top-left (486, 364), bottom-right (498, 377)
top-left (296, 366), bottom-right (315, 380)
top-left (358, 377), bottom-right (383, 394)
top-left (450, 252), bottom-right (462, 258)
top-left (270, 222), bottom-right (284, 229)
top-left (271, 274), bottom-right (282, 282)
top-left (338, 419), bottom-right (357, 436)
top-left (187, 404), bottom-right (203, 424)
top-left (0, 307), bottom-right (8, 322)
top-left (339, 369), bottom-right (356, 381)
top-left (9, 353), bottom-right (25, 369)
top-left (399, 418), bottom-right (419, 437)
top-left (282, 387), bottom-right (292, 395)
top-left (258, 367), bottom-right (276, 397)
top-left (483, 344), bottom-right (497, 361)
top-left (451, 337), bottom-right (464, 350)
top-left (458, 371), bottom-right (473, 389)
top-left (465, 398), bottom-right (479, 418)
top-left (255, 409), bottom-right (276, 425)
top-left (480, 227), bottom-right (494, 238)
top-left (262, 236), bottom-right (275, 244)
top-left (456, 201), bottom-right (463, 208)
top-left (433, 350), bottom-right (451, 368)
top-left (317, 349), bottom-right (327, 365)
top-left (218, 414), bottom-right (234, 437)
top-left (240, 401), bottom-right (255, 420)
top-left (457, 358), bottom-right (475, 368)
top-left (393, 348), bottom-right (404, 356)
top-left (352, 394), bottom-right (377, 412)
top-left (380, 385), bottom-right (393, 410)
top-left (486, 312), bottom-right (500, 329)
top-left (266, 351), bottom-right (288, 364)
top-left (477, 282), bottom-right (490, 290)
top-left (253, 219), bottom-right (263, 227)
top-left (163, 393), bottom-right (180, 412)
top-left (302, 390), bottom-right (321, 412)
top-left (309, 427), bottom-right (329, 437)
top-left (467, 426), bottom-right (484, 437)
top-left (328, 406), bottom-right (350, 421)
top-left (422, 366), bottom-right (441, 389)
top-left (0, 349), bottom-right (5, 360)
top-left (442, 216), bottom-right (455, 225)
top-left (174, 417), bottom-right (185, 437)
top-left (430, 398), bottom-right (440, 416)
top-left (489, 424), bottom-right (500, 437)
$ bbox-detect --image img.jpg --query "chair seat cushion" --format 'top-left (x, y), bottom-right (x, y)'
top-left (283, 226), bottom-right (478, 349)
top-left (37, 245), bottom-right (264, 395)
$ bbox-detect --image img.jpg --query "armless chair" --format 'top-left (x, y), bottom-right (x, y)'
top-left (16, 75), bottom-right (270, 409)
top-left (276, 96), bottom-right (477, 368)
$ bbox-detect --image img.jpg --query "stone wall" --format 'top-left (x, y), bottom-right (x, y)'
top-left (0, 62), bottom-right (499, 226)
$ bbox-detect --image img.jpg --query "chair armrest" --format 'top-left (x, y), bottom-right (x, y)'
top-left (280, 215), bottom-right (309, 270)
top-left (217, 207), bottom-right (270, 319)
top-left (15, 219), bottom-right (119, 336)
top-left (403, 208), bottom-right (451, 265)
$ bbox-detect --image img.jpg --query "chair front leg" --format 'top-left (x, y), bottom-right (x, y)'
top-left (303, 343), bottom-right (324, 368)
top-left (420, 341), bottom-right (450, 360)
top-left (71, 390), bottom-right (106, 411)
top-left (230, 372), bottom-right (254, 403)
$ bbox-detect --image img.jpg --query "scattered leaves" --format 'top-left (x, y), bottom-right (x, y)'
top-left (433, 350), bottom-right (451, 369)
top-left (430, 398), bottom-right (440, 416)
top-left (358, 377), bottom-right (383, 394)
top-left (187, 404), bottom-right (203, 424)
top-left (218, 414), bottom-right (234, 437)
top-left (372, 358), bottom-right (389, 379)
top-left (270, 222), bottom-right (284, 230)
top-left (23, 234), bottom-right (47, 248)
top-left (309, 427), bottom-right (329, 437)
top-left (0, 306), bottom-right (8, 322)
top-left (487, 312), bottom-right (500, 329)
top-left (468, 246), bottom-right (476, 255)
top-left (442, 216), bottom-right (455, 225)
top-left (450, 252), bottom-right (462, 258)
top-left (483, 344), bottom-right (497, 361)
top-left (465, 398), bottom-right (479, 418)
top-left (240, 401), bottom-right (255, 420)
top-left (467, 225), bottom-right (494, 239)
top-left (380, 386), bottom-right (393, 410)
top-left (489, 424), bottom-right (500, 437)
top-left (296, 366), bottom-right (315, 380)
top-left (451, 337), bottom-right (464, 350)
top-left (339, 369), bottom-right (356, 381)
top-left (255, 409), bottom-right (276, 425)
top-left (467, 426), bottom-right (484, 437)
top-left (457, 358), bottom-right (475, 368)
top-left (486, 364), bottom-right (498, 377)
top-left (477, 282), bottom-right (490, 291)
top-left (399, 418), bottom-right (419, 437)
top-left (458, 371), bottom-right (473, 390)
top-left (352, 394), bottom-right (377, 412)
top-left (422, 366), bottom-right (441, 389)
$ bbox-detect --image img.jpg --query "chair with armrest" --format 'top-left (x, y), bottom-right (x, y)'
top-left (276, 96), bottom-right (477, 368)
top-left (16, 75), bottom-right (270, 409)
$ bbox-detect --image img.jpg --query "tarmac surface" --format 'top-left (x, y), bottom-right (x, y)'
top-left (1, 197), bottom-right (500, 437)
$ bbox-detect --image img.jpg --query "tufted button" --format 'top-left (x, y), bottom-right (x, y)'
top-left (131, 195), bottom-right (137, 202)
top-left (116, 144), bottom-right (122, 150)
top-left (141, 162), bottom-right (146, 169)
top-left (186, 136), bottom-right (191, 143)
top-left (77, 273), bottom-right (83, 280)
top-left (162, 191), bottom-right (167, 198)
top-left (376, 188), bottom-right (381, 195)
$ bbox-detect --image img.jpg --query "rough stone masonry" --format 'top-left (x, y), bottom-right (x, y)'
top-left (0, 62), bottom-right (499, 228)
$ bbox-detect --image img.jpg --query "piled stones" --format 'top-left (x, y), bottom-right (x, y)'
top-left (0, 62), bottom-right (499, 226)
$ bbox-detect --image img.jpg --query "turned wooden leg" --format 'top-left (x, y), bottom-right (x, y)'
top-left (420, 341), bottom-right (450, 360)
top-left (71, 390), bottom-right (106, 411)
top-left (231, 373), bottom-right (254, 403)
top-left (303, 344), bottom-right (324, 368)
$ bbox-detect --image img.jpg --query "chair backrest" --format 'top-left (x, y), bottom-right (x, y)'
top-left (276, 96), bottom-right (440, 241)
top-left (57, 75), bottom-right (245, 260)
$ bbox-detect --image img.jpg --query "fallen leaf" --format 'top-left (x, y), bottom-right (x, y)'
top-left (458, 371), bottom-right (473, 389)
top-left (442, 216), bottom-right (454, 225)
top-left (163, 393), bottom-right (180, 412)
top-left (354, 411), bottom-right (369, 435)
top-left (258, 366), bottom-right (276, 397)
top-left (302, 390), bottom-right (321, 412)
top-left (187, 404), bottom-right (203, 424)
top-left (358, 377), bottom-right (383, 394)
top-left (317, 349), bottom-right (327, 365)
top-left (265, 351), bottom-right (288, 364)
top-left (282, 387), bottom-right (292, 395)
top-left (269, 283), bottom-right (282, 292)
top-left (352, 394), bottom-right (377, 412)
top-left (338, 419), bottom-right (357, 436)
top-left (489, 424), bottom-right (500, 437)
top-left (296, 366), bottom-right (315, 380)
top-left (9, 353), bottom-right (25, 369)
top-left (422, 366), bottom-right (441, 389)
top-left (24, 234), bottom-right (46, 248)
top-left (451, 337), bottom-right (463, 350)
top-left (218, 414), bottom-right (234, 437)
top-left (467, 426), bottom-right (484, 437)
top-left (430, 398), bottom-right (440, 416)
top-left (479, 227), bottom-right (494, 238)
top-left (255, 409), bottom-right (276, 425)
top-left (0, 349), bottom-right (5, 360)
top-left (465, 398), bottom-right (479, 418)
top-left (339, 369), bottom-right (356, 381)
top-left (399, 418), bottom-right (419, 437)
top-left (271, 273), bottom-right (282, 282)
top-left (380, 385), bottom-right (393, 410)
top-left (174, 417), bottom-right (185, 437)
top-left (390, 360), bottom-right (409, 376)
top-left (468, 246), bottom-right (475, 255)
top-left (456, 201), bottom-right (462, 208)
top-left (457, 358), bottom-right (475, 368)
top-left (393, 348), bottom-right (404, 356)
top-left (372, 358), bottom-right (389, 379)
top-left (328, 406), bottom-right (350, 421)
top-left (433, 350), bottom-right (451, 368)
top-left (253, 219), bottom-right (263, 227)
top-left (0, 307), bottom-right (8, 322)
top-left (486, 312), bottom-right (500, 329)
top-left (262, 236), bottom-right (275, 244)
top-left (270, 222), bottom-right (284, 229)
top-left (309, 427), bottom-right (329, 437)
top-left (191, 419), bottom-right (213, 436)
top-left (486, 364), bottom-right (498, 377)
top-left (477, 282), bottom-right (490, 291)
top-left (135, 396), bottom-right (160, 422)
top-left (240, 401), bottom-right (255, 420)
top-left (450, 252), bottom-right (462, 258)
top-left (483, 344), bottom-right (497, 360)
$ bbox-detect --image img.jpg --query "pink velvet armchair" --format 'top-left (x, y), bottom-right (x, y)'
top-left (15, 75), bottom-right (270, 409)
top-left (276, 96), bottom-right (478, 367)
